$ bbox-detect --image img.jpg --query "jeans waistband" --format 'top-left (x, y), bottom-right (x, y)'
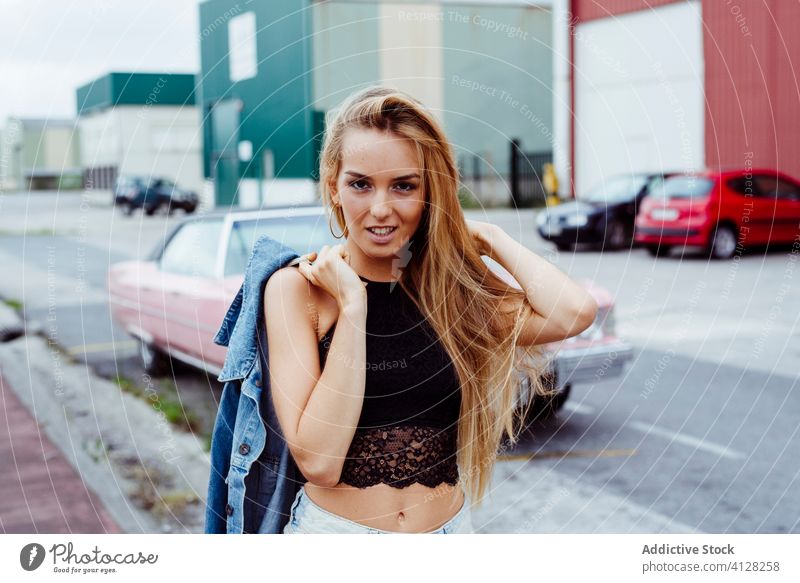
top-left (293, 484), bottom-right (469, 534)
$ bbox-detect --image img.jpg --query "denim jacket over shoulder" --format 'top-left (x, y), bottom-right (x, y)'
top-left (204, 234), bottom-right (306, 534)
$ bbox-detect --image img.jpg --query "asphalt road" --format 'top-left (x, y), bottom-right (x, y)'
top-left (1, 190), bottom-right (797, 533)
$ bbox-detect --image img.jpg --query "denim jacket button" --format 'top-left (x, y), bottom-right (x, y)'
top-left (226, 504), bottom-right (234, 516)
top-left (255, 379), bottom-right (262, 387)
top-left (239, 443), bottom-right (250, 455)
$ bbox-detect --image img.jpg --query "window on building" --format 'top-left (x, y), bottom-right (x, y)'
top-left (228, 12), bottom-right (257, 82)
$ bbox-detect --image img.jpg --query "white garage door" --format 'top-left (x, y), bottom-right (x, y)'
top-left (574, 0), bottom-right (704, 196)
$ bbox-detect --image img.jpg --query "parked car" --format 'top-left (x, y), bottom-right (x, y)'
top-left (108, 206), bottom-right (633, 418)
top-left (493, 262), bottom-right (633, 421)
top-left (113, 175), bottom-right (199, 216)
top-left (536, 173), bottom-right (673, 251)
top-left (113, 176), bottom-right (147, 206)
top-left (634, 169), bottom-right (800, 259)
top-left (108, 205), bottom-right (338, 377)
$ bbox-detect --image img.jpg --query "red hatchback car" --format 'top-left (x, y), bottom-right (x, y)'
top-left (634, 169), bottom-right (800, 258)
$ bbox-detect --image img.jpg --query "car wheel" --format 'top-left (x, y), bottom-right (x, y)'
top-left (535, 383), bottom-right (571, 418)
top-left (555, 242), bottom-right (572, 252)
top-left (145, 204), bottom-right (159, 216)
top-left (184, 202), bottom-right (197, 214)
top-left (707, 224), bottom-right (738, 260)
top-left (518, 384), bottom-right (572, 425)
top-left (138, 339), bottom-right (171, 376)
top-left (646, 244), bottom-right (671, 257)
top-left (516, 372), bottom-right (571, 424)
top-left (604, 220), bottom-right (627, 250)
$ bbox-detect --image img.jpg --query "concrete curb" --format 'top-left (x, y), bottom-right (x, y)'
top-left (0, 302), bottom-right (24, 342)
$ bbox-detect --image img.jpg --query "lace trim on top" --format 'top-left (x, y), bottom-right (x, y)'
top-left (338, 424), bottom-right (459, 489)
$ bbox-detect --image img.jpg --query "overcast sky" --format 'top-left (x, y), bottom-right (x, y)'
top-left (0, 0), bottom-right (552, 123)
top-left (0, 0), bottom-right (201, 123)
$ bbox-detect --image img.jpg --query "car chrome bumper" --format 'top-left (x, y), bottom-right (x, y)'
top-left (553, 340), bottom-right (634, 387)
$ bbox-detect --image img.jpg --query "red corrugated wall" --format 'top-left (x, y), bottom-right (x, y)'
top-left (703, 1), bottom-right (800, 178)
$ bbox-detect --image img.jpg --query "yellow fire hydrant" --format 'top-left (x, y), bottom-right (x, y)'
top-left (543, 163), bottom-right (560, 206)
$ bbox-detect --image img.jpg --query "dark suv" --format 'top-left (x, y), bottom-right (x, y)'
top-left (114, 176), bottom-right (199, 216)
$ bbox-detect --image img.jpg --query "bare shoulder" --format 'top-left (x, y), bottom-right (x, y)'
top-left (264, 265), bottom-right (307, 301)
top-left (264, 266), bottom-right (315, 325)
top-left (267, 264), bottom-right (307, 289)
top-left (264, 265), bottom-right (336, 341)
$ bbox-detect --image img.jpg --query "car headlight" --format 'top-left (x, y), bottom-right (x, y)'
top-left (565, 214), bottom-right (588, 227)
top-left (536, 211), bottom-right (549, 226)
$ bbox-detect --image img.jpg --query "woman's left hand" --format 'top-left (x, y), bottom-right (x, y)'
top-left (465, 219), bottom-right (499, 257)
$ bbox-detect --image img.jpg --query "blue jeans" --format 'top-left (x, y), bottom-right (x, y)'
top-left (283, 485), bottom-right (474, 534)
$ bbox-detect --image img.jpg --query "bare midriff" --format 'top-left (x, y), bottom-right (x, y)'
top-left (303, 480), bottom-right (465, 533)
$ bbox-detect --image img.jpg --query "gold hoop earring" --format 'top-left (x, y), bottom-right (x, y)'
top-left (328, 206), bottom-right (345, 239)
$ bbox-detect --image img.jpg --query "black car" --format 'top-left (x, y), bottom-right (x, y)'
top-left (113, 176), bottom-right (146, 205)
top-left (114, 176), bottom-right (199, 216)
top-left (536, 173), bottom-right (674, 251)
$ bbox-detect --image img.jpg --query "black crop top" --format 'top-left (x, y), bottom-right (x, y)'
top-left (318, 274), bottom-right (461, 489)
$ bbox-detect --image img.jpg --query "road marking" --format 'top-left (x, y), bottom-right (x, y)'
top-left (498, 448), bottom-right (637, 462)
top-left (66, 340), bottom-right (137, 355)
top-left (629, 420), bottom-right (745, 460)
top-left (563, 402), bottom-right (595, 415)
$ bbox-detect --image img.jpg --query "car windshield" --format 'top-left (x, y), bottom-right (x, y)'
top-left (160, 219), bottom-right (224, 278)
top-left (650, 176), bottom-right (715, 198)
top-left (224, 214), bottom-right (339, 276)
top-left (581, 175), bottom-right (649, 203)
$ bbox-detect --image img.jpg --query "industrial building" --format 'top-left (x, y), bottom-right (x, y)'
top-left (0, 117), bottom-right (81, 191)
top-left (198, 0), bottom-right (554, 208)
top-left (75, 72), bottom-right (204, 201)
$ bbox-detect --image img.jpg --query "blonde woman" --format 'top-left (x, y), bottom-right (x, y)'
top-left (264, 85), bottom-right (598, 534)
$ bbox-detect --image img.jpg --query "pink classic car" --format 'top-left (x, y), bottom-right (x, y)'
top-left (107, 205), bottom-right (633, 418)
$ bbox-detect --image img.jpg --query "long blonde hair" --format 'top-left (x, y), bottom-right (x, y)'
top-left (318, 85), bottom-right (556, 507)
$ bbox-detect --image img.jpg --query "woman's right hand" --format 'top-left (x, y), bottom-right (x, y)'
top-left (296, 244), bottom-right (366, 309)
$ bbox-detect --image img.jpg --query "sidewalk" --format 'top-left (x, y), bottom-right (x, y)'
top-left (0, 373), bottom-right (122, 534)
top-left (0, 331), bottom-right (210, 534)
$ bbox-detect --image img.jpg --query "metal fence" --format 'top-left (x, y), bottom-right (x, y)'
top-left (509, 138), bottom-right (551, 208)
